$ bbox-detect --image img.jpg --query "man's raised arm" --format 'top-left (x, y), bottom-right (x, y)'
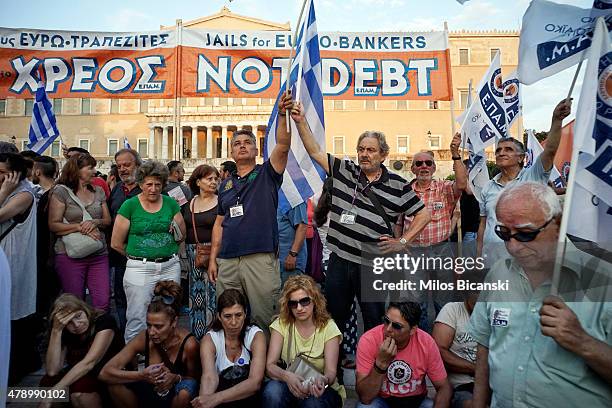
top-left (279, 93), bottom-right (330, 174)
top-left (541, 99), bottom-right (572, 171)
top-left (270, 91), bottom-right (292, 174)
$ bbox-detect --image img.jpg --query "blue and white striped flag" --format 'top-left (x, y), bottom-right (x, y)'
top-left (27, 78), bottom-right (60, 153)
top-left (264, 0), bottom-right (326, 214)
top-left (123, 136), bottom-right (132, 149)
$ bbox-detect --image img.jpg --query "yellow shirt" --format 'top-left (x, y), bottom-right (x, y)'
top-left (270, 317), bottom-right (346, 402)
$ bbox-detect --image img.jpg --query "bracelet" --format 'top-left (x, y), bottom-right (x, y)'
top-left (452, 156), bottom-right (462, 161)
top-left (373, 362), bottom-right (387, 374)
top-left (279, 110), bottom-right (286, 116)
top-left (175, 374), bottom-right (182, 384)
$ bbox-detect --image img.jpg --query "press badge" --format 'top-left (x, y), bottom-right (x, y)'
top-left (433, 201), bottom-right (444, 211)
top-left (491, 308), bottom-right (511, 327)
top-left (230, 204), bottom-right (244, 218)
top-left (339, 210), bottom-right (356, 225)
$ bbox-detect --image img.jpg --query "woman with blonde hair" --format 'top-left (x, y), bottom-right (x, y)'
top-left (264, 275), bottom-right (345, 407)
top-left (39, 294), bottom-right (123, 408)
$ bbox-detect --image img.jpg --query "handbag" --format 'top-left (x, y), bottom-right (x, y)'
top-left (57, 185), bottom-right (104, 259)
top-left (286, 323), bottom-right (326, 387)
top-left (190, 198), bottom-right (211, 269)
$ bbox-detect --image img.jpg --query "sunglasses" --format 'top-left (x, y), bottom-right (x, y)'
top-left (288, 296), bottom-right (312, 309)
top-left (494, 218), bottom-right (553, 242)
top-left (414, 160), bottom-right (433, 167)
top-left (382, 315), bottom-right (405, 330)
top-left (151, 294), bottom-right (175, 305)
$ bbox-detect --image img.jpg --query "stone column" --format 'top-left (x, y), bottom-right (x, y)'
top-left (148, 127), bottom-right (155, 158)
top-left (190, 126), bottom-right (198, 159)
top-left (162, 126), bottom-right (169, 160)
top-left (206, 126), bottom-right (213, 159)
top-left (221, 126), bottom-right (228, 158)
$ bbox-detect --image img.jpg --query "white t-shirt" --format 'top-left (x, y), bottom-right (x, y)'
top-left (434, 302), bottom-right (476, 387)
top-left (206, 325), bottom-right (262, 373)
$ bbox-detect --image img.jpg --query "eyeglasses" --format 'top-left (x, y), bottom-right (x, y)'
top-left (414, 160), bottom-right (434, 167)
top-left (494, 218), bottom-right (553, 242)
top-left (288, 296), bottom-right (312, 309)
top-left (151, 294), bottom-right (175, 305)
top-left (382, 315), bottom-right (405, 330)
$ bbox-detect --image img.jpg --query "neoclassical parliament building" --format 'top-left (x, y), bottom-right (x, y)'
top-left (0, 7), bottom-right (521, 176)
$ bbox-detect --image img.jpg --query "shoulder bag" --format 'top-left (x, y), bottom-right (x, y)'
top-left (286, 323), bottom-right (326, 386)
top-left (57, 185), bottom-right (104, 259)
top-left (190, 198), bottom-right (211, 269)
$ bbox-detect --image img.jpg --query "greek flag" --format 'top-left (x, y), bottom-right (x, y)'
top-left (27, 79), bottom-right (60, 153)
top-left (264, 0), bottom-right (326, 213)
top-left (123, 136), bottom-right (132, 149)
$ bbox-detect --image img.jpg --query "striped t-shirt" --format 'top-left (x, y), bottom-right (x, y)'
top-left (326, 154), bottom-right (424, 264)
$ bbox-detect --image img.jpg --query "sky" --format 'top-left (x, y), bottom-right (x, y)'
top-left (0, 0), bottom-right (597, 131)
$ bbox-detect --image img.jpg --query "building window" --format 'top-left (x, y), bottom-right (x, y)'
top-left (25, 99), bottom-right (34, 116)
top-left (397, 136), bottom-right (409, 154)
top-left (459, 48), bottom-right (469, 65)
top-left (428, 101), bottom-right (439, 110)
top-left (108, 139), bottom-right (119, 156)
top-left (460, 90), bottom-right (469, 109)
top-left (21, 140), bottom-right (29, 151)
top-left (110, 99), bottom-right (120, 114)
top-left (333, 136), bottom-right (345, 154)
top-left (53, 98), bottom-right (62, 115)
top-left (491, 48), bottom-right (500, 62)
top-left (0, 99), bottom-right (5, 115)
top-left (137, 139), bottom-right (148, 157)
top-left (365, 100), bottom-right (376, 111)
top-left (333, 100), bottom-right (344, 110)
top-left (82, 98), bottom-right (91, 114)
top-left (396, 100), bottom-right (408, 110)
top-left (78, 139), bottom-right (90, 151)
top-left (428, 135), bottom-right (441, 149)
top-left (139, 99), bottom-right (148, 113)
top-left (51, 141), bottom-right (60, 157)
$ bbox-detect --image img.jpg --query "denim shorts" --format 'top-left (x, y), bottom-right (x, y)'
top-left (175, 378), bottom-right (198, 399)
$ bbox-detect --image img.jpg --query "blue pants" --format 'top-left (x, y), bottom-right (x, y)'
top-left (356, 396), bottom-right (433, 408)
top-left (262, 379), bottom-right (341, 408)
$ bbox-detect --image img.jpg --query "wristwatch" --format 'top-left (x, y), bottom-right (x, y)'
top-left (452, 156), bottom-right (462, 160)
top-left (288, 250), bottom-right (298, 257)
top-left (399, 237), bottom-right (408, 247)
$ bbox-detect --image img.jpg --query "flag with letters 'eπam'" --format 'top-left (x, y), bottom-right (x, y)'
top-left (525, 129), bottom-right (565, 188)
top-left (566, 17), bottom-right (612, 250)
top-left (264, 0), bottom-right (326, 213)
top-left (27, 79), bottom-right (60, 154)
top-left (517, 0), bottom-right (612, 85)
top-left (459, 51), bottom-right (507, 153)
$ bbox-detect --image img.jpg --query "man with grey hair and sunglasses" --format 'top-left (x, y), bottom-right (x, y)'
top-left (469, 181), bottom-right (612, 408)
top-left (477, 99), bottom-right (572, 267)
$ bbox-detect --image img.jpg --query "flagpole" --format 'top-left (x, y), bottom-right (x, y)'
top-left (285, 0), bottom-right (309, 130)
top-left (173, 19), bottom-right (183, 160)
top-left (566, 59), bottom-right (583, 102)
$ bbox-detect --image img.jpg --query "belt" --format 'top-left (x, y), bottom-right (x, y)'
top-left (127, 255), bottom-right (174, 263)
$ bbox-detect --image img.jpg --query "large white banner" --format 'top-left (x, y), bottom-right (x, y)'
top-left (518, 0), bottom-right (612, 85)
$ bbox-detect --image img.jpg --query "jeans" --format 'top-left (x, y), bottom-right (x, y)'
top-left (262, 380), bottom-right (341, 408)
top-left (55, 253), bottom-right (110, 311)
top-left (123, 255), bottom-right (180, 343)
top-left (356, 396), bottom-right (433, 408)
top-left (325, 253), bottom-right (385, 381)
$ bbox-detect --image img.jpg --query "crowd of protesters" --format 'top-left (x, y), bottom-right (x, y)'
top-left (0, 91), bottom-right (610, 408)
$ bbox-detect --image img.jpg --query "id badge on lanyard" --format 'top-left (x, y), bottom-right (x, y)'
top-left (230, 198), bottom-right (244, 218)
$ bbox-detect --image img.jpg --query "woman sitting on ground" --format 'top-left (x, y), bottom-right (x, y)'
top-left (99, 281), bottom-right (200, 408)
top-left (191, 289), bottom-right (266, 408)
top-left (264, 275), bottom-right (345, 407)
top-left (39, 294), bottom-right (123, 408)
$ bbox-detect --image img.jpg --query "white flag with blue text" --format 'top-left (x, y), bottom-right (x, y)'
top-left (502, 70), bottom-right (521, 130)
top-left (567, 17), bottom-right (612, 249)
top-left (460, 51), bottom-right (507, 153)
top-left (27, 78), bottom-right (60, 153)
top-left (264, 0), bottom-right (326, 213)
top-left (518, 0), bottom-right (612, 85)
top-left (465, 140), bottom-right (490, 204)
top-left (525, 129), bottom-right (564, 187)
